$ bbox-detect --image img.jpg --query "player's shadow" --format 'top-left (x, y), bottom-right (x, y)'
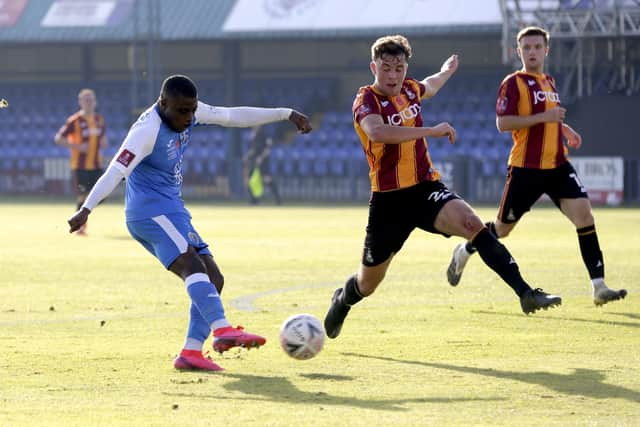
top-left (344, 353), bottom-right (640, 403)
top-left (472, 310), bottom-right (640, 329)
top-left (165, 373), bottom-right (504, 411)
top-left (608, 312), bottom-right (640, 321)
top-left (299, 373), bottom-right (352, 381)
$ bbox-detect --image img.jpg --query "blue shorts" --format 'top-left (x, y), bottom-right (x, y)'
top-left (126, 212), bottom-right (212, 268)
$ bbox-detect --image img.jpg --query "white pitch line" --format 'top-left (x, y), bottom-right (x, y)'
top-left (228, 282), bottom-right (338, 312)
top-left (0, 283), bottom-right (339, 326)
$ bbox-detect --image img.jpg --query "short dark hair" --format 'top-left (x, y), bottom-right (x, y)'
top-left (517, 26), bottom-right (550, 45)
top-left (371, 35), bottom-right (412, 61)
top-left (160, 74), bottom-right (198, 98)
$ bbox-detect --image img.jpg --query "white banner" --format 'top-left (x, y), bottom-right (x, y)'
top-left (223, 0), bottom-right (501, 32)
top-left (41, 0), bottom-right (116, 27)
top-left (571, 157), bottom-right (624, 206)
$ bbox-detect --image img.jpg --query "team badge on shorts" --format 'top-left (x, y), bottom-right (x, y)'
top-left (188, 231), bottom-right (201, 245)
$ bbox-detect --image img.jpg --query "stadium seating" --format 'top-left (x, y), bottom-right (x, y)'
top-left (0, 74), bottom-right (513, 180)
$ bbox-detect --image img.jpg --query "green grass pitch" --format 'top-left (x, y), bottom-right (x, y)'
top-left (1, 201), bottom-right (638, 426)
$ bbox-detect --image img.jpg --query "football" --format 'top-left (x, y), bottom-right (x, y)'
top-left (279, 313), bottom-right (325, 360)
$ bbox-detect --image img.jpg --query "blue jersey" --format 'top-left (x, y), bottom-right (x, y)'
top-left (107, 102), bottom-right (292, 221)
top-left (112, 104), bottom-right (193, 220)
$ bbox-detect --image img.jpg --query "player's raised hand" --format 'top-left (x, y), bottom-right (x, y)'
top-left (429, 122), bottom-right (457, 144)
top-left (288, 110), bottom-right (312, 134)
top-left (441, 54), bottom-right (459, 74)
top-left (68, 207), bottom-right (90, 233)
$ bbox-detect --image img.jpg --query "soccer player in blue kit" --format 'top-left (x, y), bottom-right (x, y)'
top-left (68, 75), bottom-right (312, 371)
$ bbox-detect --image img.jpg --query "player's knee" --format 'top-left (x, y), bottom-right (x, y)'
top-left (211, 271), bottom-right (224, 293)
top-left (464, 213), bottom-right (485, 235)
top-left (170, 250), bottom-right (207, 279)
top-left (574, 211), bottom-right (594, 228)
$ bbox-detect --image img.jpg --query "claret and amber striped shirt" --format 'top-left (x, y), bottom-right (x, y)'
top-left (59, 111), bottom-right (106, 171)
top-left (353, 78), bottom-right (440, 192)
top-left (496, 71), bottom-right (568, 169)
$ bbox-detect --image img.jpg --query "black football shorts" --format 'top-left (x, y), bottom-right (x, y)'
top-left (498, 161), bottom-right (589, 224)
top-left (362, 180), bottom-right (461, 266)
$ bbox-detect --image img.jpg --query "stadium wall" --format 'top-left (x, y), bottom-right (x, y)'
top-left (1, 34), bottom-right (638, 204)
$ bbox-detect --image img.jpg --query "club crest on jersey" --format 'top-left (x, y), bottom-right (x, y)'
top-left (116, 149), bottom-right (135, 167)
top-left (497, 97), bottom-right (508, 114)
top-left (406, 88), bottom-right (416, 100)
top-left (357, 104), bottom-right (371, 116)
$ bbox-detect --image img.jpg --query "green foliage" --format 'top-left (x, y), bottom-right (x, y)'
top-left (1, 203), bottom-right (639, 426)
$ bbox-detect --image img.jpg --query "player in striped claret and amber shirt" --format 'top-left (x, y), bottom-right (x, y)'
top-left (55, 88), bottom-right (107, 235)
top-left (446, 26), bottom-right (626, 306)
top-left (324, 35), bottom-right (563, 340)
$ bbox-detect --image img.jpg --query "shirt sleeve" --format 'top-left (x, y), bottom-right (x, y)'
top-left (81, 165), bottom-right (124, 211)
top-left (413, 79), bottom-right (427, 98)
top-left (352, 89), bottom-right (381, 124)
top-left (194, 101), bottom-right (292, 127)
top-left (81, 115), bottom-right (158, 210)
top-left (108, 115), bottom-right (158, 178)
top-left (496, 75), bottom-right (519, 116)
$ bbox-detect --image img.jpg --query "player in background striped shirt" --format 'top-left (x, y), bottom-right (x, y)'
top-left (446, 26), bottom-right (627, 306)
top-left (55, 88), bottom-right (107, 236)
top-left (324, 35), bottom-right (562, 340)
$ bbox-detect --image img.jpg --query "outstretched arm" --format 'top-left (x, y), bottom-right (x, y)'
top-left (67, 119), bottom-right (156, 232)
top-left (421, 54), bottom-right (459, 99)
top-left (67, 165), bottom-right (124, 232)
top-left (195, 102), bottom-right (312, 133)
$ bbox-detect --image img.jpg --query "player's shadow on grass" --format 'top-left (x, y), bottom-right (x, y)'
top-left (472, 310), bottom-right (640, 329)
top-left (344, 353), bottom-right (640, 403)
top-left (299, 373), bottom-right (352, 381)
top-left (165, 373), bottom-right (504, 411)
top-left (608, 312), bottom-right (640, 321)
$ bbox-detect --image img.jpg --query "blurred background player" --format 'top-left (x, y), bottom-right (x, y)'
top-left (67, 75), bottom-right (312, 371)
top-left (323, 35), bottom-right (562, 340)
top-left (242, 124), bottom-right (282, 205)
top-left (54, 88), bottom-right (107, 236)
top-left (446, 26), bottom-right (627, 306)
